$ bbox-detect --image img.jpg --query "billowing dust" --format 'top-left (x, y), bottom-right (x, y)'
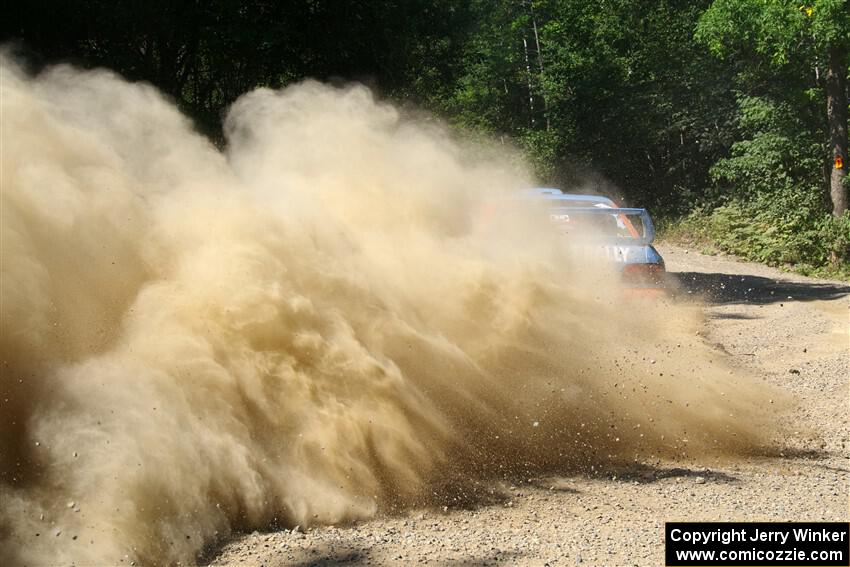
top-left (1, 55), bottom-right (785, 566)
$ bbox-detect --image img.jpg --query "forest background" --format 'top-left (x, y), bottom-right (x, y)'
top-left (3, 0), bottom-right (849, 275)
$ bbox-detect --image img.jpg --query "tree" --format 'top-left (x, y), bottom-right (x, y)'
top-left (1, 0), bottom-right (473, 138)
top-left (696, 0), bottom-right (850, 217)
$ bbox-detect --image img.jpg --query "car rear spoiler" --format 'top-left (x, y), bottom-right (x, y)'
top-left (546, 206), bottom-right (656, 246)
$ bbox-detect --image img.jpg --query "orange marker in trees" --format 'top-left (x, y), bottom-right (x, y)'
top-left (835, 155), bottom-right (845, 170)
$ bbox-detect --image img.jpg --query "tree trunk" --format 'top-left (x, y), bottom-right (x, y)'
top-left (826, 43), bottom-right (848, 218)
top-left (522, 36), bottom-right (537, 128)
top-left (529, 1), bottom-right (550, 131)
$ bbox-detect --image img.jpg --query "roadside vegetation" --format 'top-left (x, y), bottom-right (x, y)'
top-left (660, 204), bottom-right (850, 279)
top-left (3, 0), bottom-right (848, 274)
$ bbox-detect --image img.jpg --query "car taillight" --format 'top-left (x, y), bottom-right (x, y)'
top-left (622, 263), bottom-right (665, 286)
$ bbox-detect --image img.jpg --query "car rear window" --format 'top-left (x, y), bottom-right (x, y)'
top-left (547, 207), bottom-right (649, 240)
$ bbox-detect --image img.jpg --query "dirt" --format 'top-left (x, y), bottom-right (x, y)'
top-left (205, 244), bottom-right (849, 567)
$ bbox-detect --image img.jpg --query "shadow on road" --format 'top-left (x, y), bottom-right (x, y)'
top-left (613, 464), bottom-right (739, 484)
top-left (671, 271), bottom-right (850, 305)
top-left (257, 545), bottom-right (525, 567)
top-left (289, 550), bottom-right (365, 566)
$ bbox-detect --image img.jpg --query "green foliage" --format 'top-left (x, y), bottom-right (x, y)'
top-left (696, 0), bottom-right (809, 64)
top-left (708, 96), bottom-right (824, 200)
top-left (519, 128), bottom-right (561, 181)
top-left (696, 0), bottom-right (850, 63)
top-left (676, 91), bottom-right (848, 274)
top-left (669, 200), bottom-right (850, 277)
top-left (3, 0), bottom-right (847, 276)
top-left (693, 0), bottom-right (848, 274)
top-left (441, 0), bottom-right (737, 212)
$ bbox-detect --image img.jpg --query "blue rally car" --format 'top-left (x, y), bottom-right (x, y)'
top-left (503, 188), bottom-right (667, 294)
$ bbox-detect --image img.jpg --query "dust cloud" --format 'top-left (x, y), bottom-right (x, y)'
top-left (1, 54), bottom-right (783, 566)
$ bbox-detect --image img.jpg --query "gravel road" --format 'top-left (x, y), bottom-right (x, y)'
top-left (206, 244), bottom-right (849, 566)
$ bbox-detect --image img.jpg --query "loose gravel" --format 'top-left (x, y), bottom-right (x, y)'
top-left (206, 245), bottom-right (849, 566)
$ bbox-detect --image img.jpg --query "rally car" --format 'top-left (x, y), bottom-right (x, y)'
top-left (495, 188), bottom-right (667, 293)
